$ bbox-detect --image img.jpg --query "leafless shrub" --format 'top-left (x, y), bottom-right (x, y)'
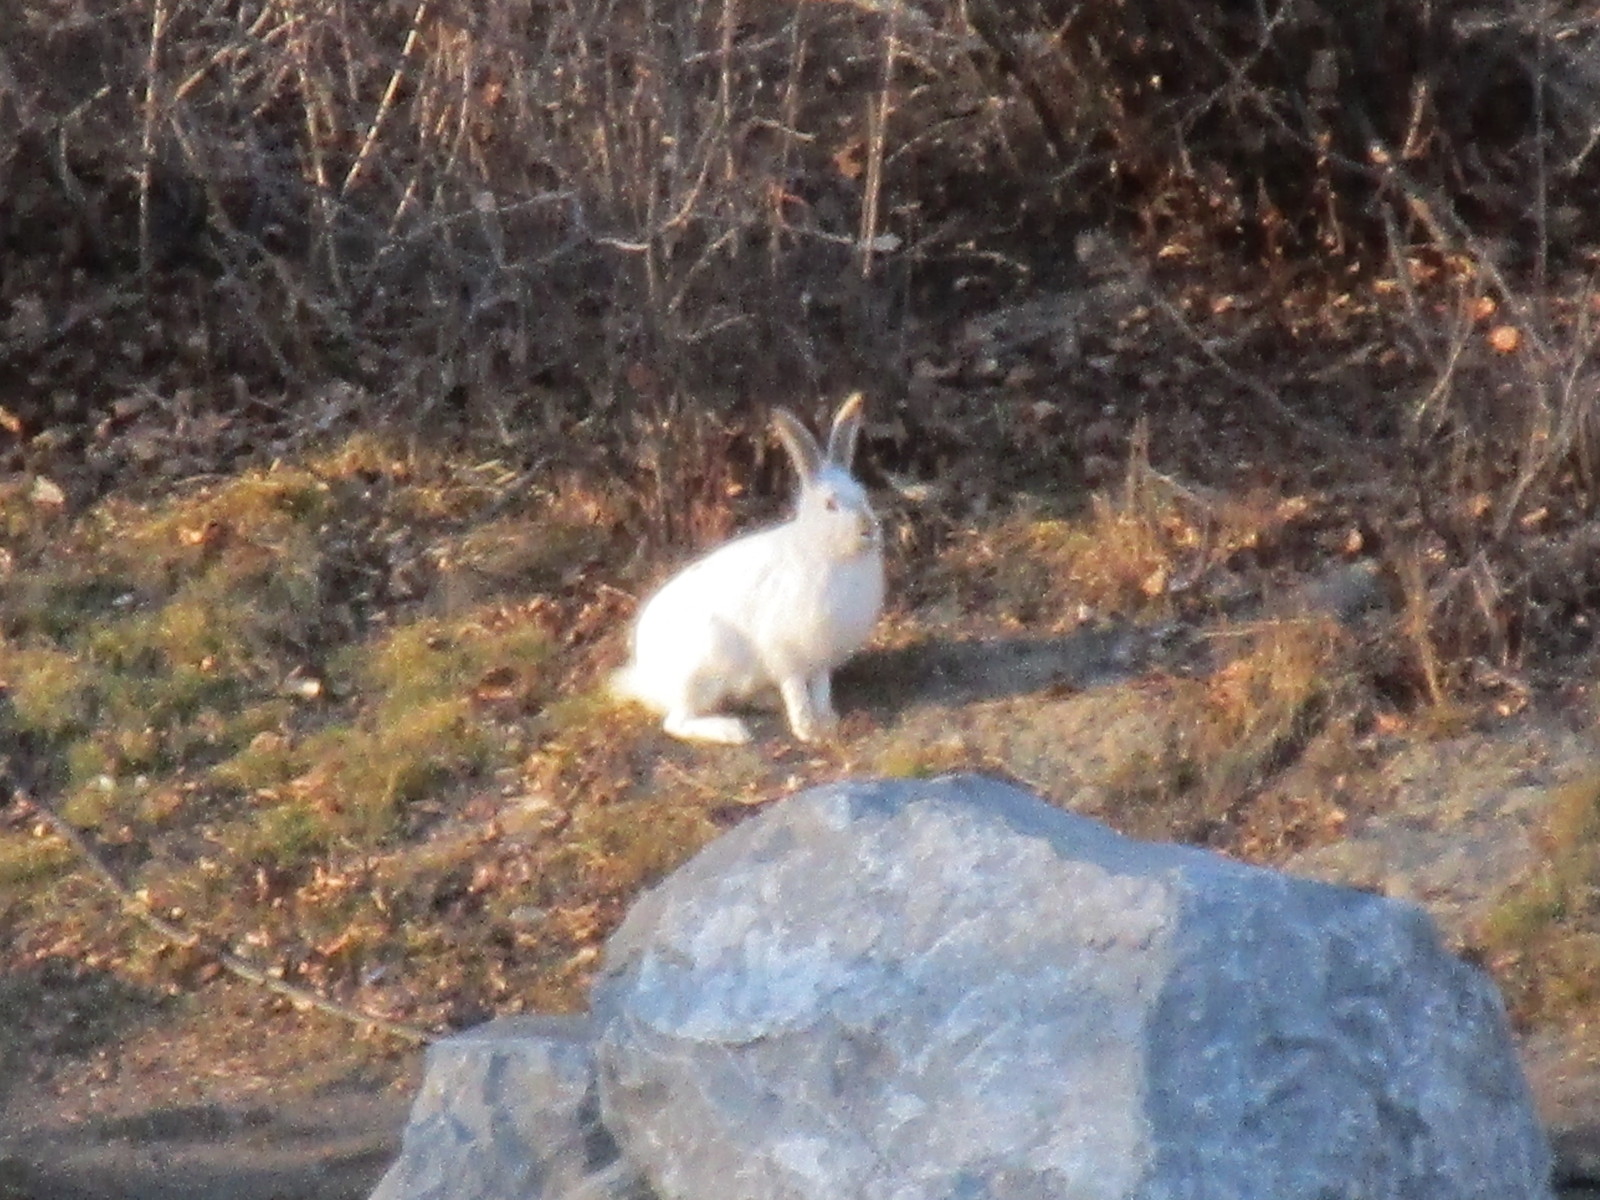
top-left (4, 0), bottom-right (1596, 395)
top-left (3, 0), bottom-right (1600, 574)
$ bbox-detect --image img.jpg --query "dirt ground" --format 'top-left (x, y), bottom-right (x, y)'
top-left (5, 375), bottom-right (1600, 1198)
top-left (6, 638), bottom-right (1600, 1198)
top-left (6, 2), bottom-right (1600, 1192)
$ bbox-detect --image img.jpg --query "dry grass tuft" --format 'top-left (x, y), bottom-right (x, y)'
top-left (1191, 618), bottom-right (1354, 801)
top-left (1477, 770), bottom-right (1600, 1025)
top-left (1080, 615), bottom-right (1359, 847)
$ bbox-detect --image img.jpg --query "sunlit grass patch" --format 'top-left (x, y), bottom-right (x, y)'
top-left (931, 471), bottom-right (1215, 627)
top-left (1, 469), bottom-right (338, 828)
top-left (4, 645), bottom-right (94, 736)
top-left (926, 424), bottom-right (1335, 636)
top-left (0, 435), bottom-right (583, 870)
top-left (1188, 617), bottom-right (1352, 800)
top-left (307, 433), bottom-right (508, 524)
top-left (210, 717), bottom-right (298, 794)
top-left (126, 467), bottom-right (330, 562)
top-left (349, 615), bottom-right (552, 715)
top-left (1477, 770), bottom-right (1600, 1025)
top-left (1, 566), bottom-right (141, 644)
top-left (5, 601), bottom-right (267, 819)
top-left (248, 798), bottom-right (337, 865)
top-left (0, 433), bottom-right (668, 1048)
top-left (1070, 616), bottom-right (1358, 845)
top-left (870, 734), bottom-right (981, 780)
top-left (290, 699), bottom-right (499, 842)
top-left (0, 828), bottom-right (73, 890)
top-left (571, 791), bottom-right (725, 893)
top-left (210, 611), bottom-right (557, 851)
top-left (984, 501), bottom-right (1188, 618)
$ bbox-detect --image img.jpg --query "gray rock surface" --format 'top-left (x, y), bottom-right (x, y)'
top-left (372, 774), bottom-right (1553, 1200)
top-left (594, 774), bottom-right (1549, 1200)
top-left (367, 1016), bottom-right (644, 1200)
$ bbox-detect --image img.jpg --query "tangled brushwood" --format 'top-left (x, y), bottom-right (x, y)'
top-left (2, 0), bottom-right (1600, 690)
top-left (2, 0), bottom-right (1597, 413)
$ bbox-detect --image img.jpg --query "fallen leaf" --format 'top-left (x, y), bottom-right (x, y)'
top-left (29, 475), bottom-right (65, 507)
top-left (283, 668), bottom-right (324, 699)
top-left (1488, 325), bottom-right (1521, 353)
top-left (180, 519), bottom-right (228, 548)
top-left (833, 139), bottom-right (865, 180)
top-left (473, 665), bottom-right (521, 705)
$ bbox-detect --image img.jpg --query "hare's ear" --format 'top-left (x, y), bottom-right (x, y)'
top-left (826, 392), bottom-right (866, 468)
top-left (772, 407), bottom-right (824, 483)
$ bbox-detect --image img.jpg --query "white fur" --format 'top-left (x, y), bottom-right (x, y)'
top-left (613, 394), bottom-right (885, 744)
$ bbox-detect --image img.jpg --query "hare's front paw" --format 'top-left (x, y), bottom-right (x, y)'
top-left (790, 714), bottom-right (838, 743)
top-left (782, 676), bottom-right (839, 743)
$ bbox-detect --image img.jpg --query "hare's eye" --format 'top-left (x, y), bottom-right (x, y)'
top-left (824, 496), bottom-right (840, 512)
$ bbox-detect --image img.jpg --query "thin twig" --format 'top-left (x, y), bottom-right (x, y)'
top-left (12, 786), bottom-right (435, 1046)
top-left (964, 0), bottom-right (1072, 164)
top-left (718, 0), bottom-right (737, 183)
top-left (138, 0), bottom-right (172, 281)
top-left (859, 1), bottom-right (897, 276)
top-left (344, 0), bottom-right (433, 196)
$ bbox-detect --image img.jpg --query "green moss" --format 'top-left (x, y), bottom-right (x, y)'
top-left (131, 469), bottom-right (330, 553)
top-left (0, 835), bottom-right (73, 892)
top-left (59, 776), bottom-right (119, 829)
top-left (302, 698), bottom-right (496, 839)
top-left (4, 645), bottom-right (93, 735)
top-left (1477, 771), bottom-right (1600, 1025)
top-left (0, 434), bottom-right (632, 1033)
top-left (62, 738), bottom-right (118, 790)
top-left (4, 575), bottom-right (139, 642)
top-left (242, 800), bottom-right (337, 865)
top-left (1480, 880), bottom-right (1565, 945)
top-left (212, 730), bottom-right (297, 794)
top-left (351, 618), bottom-right (551, 715)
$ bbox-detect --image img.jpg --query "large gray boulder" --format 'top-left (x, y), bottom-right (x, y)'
top-left (368, 1016), bottom-right (645, 1200)
top-left (372, 774), bottom-right (1552, 1200)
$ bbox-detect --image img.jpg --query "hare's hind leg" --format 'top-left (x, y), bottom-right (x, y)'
top-left (661, 632), bottom-right (753, 744)
top-left (662, 708), bottom-right (752, 745)
top-left (659, 670), bottom-right (751, 743)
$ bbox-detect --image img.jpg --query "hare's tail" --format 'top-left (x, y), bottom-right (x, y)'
top-left (609, 663), bottom-right (644, 702)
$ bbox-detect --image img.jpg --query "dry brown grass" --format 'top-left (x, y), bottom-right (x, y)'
top-left (8, 0), bottom-right (1600, 1065)
top-left (1478, 770), bottom-right (1600, 1025)
top-left (0, 433), bottom-right (638, 1017)
top-left (0, 417), bottom-right (1590, 1057)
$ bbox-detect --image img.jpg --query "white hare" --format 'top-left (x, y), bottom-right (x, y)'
top-left (613, 393), bottom-right (885, 744)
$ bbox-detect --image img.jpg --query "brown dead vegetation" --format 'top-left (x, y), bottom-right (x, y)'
top-left (4, 0), bottom-right (1600, 1109)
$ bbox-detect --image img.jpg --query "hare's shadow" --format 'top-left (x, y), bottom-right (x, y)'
top-left (838, 561), bottom-right (1390, 718)
top-left (837, 623), bottom-right (1160, 716)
